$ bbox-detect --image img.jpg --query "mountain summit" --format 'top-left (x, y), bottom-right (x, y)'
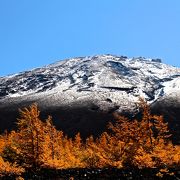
top-left (0, 55), bottom-right (180, 143)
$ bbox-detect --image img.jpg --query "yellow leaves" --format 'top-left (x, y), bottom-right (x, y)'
top-left (74, 132), bottom-right (82, 149)
top-left (173, 146), bottom-right (180, 165)
top-left (0, 100), bottom-right (180, 178)
top-left (0, 156), bottom-right (24, 177)
top-left (42, 158), bottom-right (65, 169)
top-left (133, 147), bottom-right (155, 168)
top-left (152, 142), bottom-right (180, 167)
top-left (83, 148), bottom-right (101, 168)
top-left (156, 168), bottom-right (175, 178)
top-left (0, 135), bottom-right (6, 154)
top-left (107, 98), bottom-right (180, 168)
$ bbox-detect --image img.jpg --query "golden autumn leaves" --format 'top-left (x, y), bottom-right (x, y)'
top-left (0, 99), bottom-right (179, 177)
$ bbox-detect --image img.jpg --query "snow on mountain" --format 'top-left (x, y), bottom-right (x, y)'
top-left (0, 54), bottom-right (180, 143)
top-left (0, 55), bottom-right (180, 112)
top-left (0, 55), bottom-right (180, 109)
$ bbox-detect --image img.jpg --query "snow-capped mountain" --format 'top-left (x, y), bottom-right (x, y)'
top-left (0, 55), bottom-right (180, 143)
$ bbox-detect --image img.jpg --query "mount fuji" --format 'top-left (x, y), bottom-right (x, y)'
top-left (0, 55), bottom-right (180, 143)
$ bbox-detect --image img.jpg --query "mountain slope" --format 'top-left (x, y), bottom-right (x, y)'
top-left (0, 55), bottom-right (180, 143)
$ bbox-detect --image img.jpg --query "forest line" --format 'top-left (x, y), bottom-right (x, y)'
top-left (0, 99), bottom-right (179, 179)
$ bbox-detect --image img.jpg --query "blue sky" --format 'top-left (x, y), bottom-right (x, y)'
top-left (0, 0), bottom-right (180, 76)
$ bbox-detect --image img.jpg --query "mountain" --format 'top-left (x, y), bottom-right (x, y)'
top-left (0, 55), bottom-right (180, 143)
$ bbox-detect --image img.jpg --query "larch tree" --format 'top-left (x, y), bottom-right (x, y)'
top-left (108, 98), bottom-right (174, 168)
top-left (15, 103), bottom-right (45, 169)
top-left (42, 116), bottom-right (65, 169)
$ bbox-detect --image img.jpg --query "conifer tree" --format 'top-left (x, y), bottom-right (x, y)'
top-left (42, 116), bottom-right (58, 162)
top-left (108, 98), bottom-right (174, 167)
top-left (0, 100), bottom-right (179, 176)
top-left (16, 103), bottom-right (44, 169)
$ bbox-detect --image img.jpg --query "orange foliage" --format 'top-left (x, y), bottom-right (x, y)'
top-left (108, 98), bottom-right (179, 168)
top-left (0, 99), bottom-right (179, 177)
top-left (0, 156), bottom-right (24, 177)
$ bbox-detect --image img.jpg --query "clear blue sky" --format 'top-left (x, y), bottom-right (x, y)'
top-left (0, 0), bottom-right (180, 76)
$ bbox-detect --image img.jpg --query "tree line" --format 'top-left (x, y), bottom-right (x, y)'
top-left (0, 99), bottom-right (179, 178)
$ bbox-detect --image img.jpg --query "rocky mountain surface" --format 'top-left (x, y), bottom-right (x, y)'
top-left (0, 55), bottom-right (180, 143)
